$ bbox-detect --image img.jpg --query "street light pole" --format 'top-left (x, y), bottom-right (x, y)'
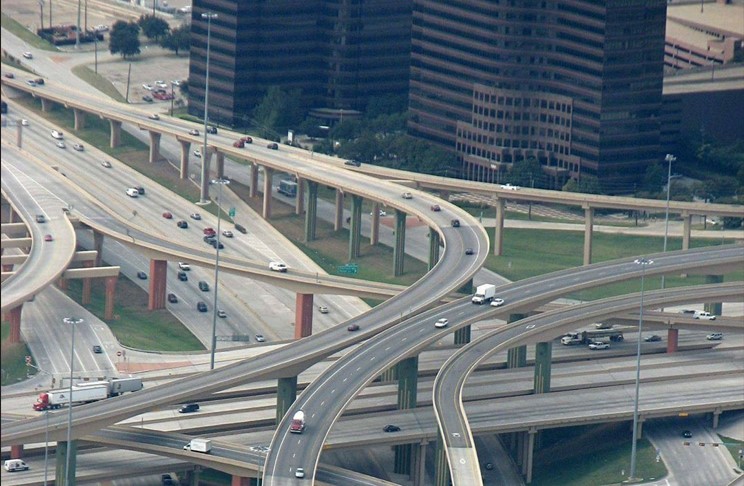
top-left (199, 12), bottom-right (218, 205)
top-left (629, 259), bottom-right (652, 481)
top-left (63, 317), bottom-right (83, 486)
top-left (660, 154), bottom-right (675, 293)
top-left (209, 178), bottom-right (230, 370)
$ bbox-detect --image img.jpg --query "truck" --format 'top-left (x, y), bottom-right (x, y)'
top-left (184, 438), bottom-right (212, 453)
top-left (289, 410), bottom-right (306, 434)
top-left (561, 329), bottom-right (624, 345)
top-left (471, 284), bottom-right (496, 304)
top-left (277, 179), bottom-right (298, 198)
top-left (33, 377), bottom-right (143, 411)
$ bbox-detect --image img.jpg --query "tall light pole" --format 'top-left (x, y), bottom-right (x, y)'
top-left (209, 177), bottom-right (230, 370)
top-left (75, 0), bottom-right (81, 49)
top-left (629, 259), bottom-right (652, 481)
top-left (198, 12), bottom-right (218, 205)
top-left (660, 154), bottom-right (675, 293)
top-left (63, 317), bottom-right (83, 485)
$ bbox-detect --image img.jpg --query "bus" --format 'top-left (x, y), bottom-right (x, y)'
top-left (277, 179), bottom-right (298, 198)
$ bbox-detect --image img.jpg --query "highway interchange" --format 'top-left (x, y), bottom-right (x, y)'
top-left (2, 32), bottom-right (744, 486)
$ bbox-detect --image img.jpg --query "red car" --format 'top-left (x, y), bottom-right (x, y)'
top-left (203, 227), bottom-right (216, 237)
top-left (430, 205), bottom-right (441, 212)
top-left (233, 139), bottom-right (245, 148)
top-left (241, 136), bottom-right (253, 144)
top-left (162, 211), bottom-right (173, 219)
top-left (44, 234), bottom-right (53, 242)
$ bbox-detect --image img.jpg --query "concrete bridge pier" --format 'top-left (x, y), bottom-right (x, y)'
top-left (304, 181), bottom-right (318, 242)
top-left (148, 131), bottom-right (161, 163)
top-left (704, 275), bottom-right (724, 316)
top-left (276, 376), bottom-right (298, 423)
top-left (349, 195), bottom-right (363, 259)
top-left (507, 313), bottom-right (528, 368)
top-left (583, 205), bottom-right (594, 265)
top-left (93, 231), bottom-right (104, 267)
top-left (394, 356), bottom-right (418, 476)
top-left (73, 108), bottom-right (86, 130)
top-left (428, 230), bottom-right (440, 270)
top-left (55, 440), bottom-right (77, 486)
top-left (4, 305), bottom-right (22, 344)
top-left (523, 428), bottom-right (537, 483)
top-left (411, 441), bottom-right (428, 486)
top-left (231, 475), bottom-right (260, 486)
top-left (454, 325), bottom-right (471, 345)
top-left (493, 197), bottom-right (505, 256)
top-left (682, 211), bottom-right (692, 250)
top-left (249, 163), bottom-right (259, 198)
top-left (104, 276), bottom-right (117, 320)
top-left (370, 202), bottom-right (380, 245)
top-left (433, 433), bottom-right (450, 486)
top-left (147, 259), bottom-right (167, 310)
top-left (40, 98), bottom-right (54, 112)
top-left (393, 210), bottom-right (407, 276)
top-left (10, 444), bottom-right (23, 459)
top-left (295, 293), bottom-right (314, 339)
top-left (334, 190), bottom-right (344, 231)
top-left (108, 119), bottom-right (121, 148)
top-left (215, 151), bottom-right (225, 179)
top-left (295, 177), bottom-right (305, 215)
top-left (178, 140), bottom-right (191, 179)
top-left (262, 167), bottom-right (273, 219)
top-left (81, 260), bottom-right (94, 305)
top-left (667, 328), bottom-right (679, 352)
top-left (534, 341), bottom-right (552, 393)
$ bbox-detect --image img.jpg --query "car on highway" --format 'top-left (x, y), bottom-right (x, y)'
top-left (72, 143), bottom-right (84, 151)
top-left (464, 248), bottom-right (474, 255)
top-left (4, 72), bottom-right (14, 78)
top-left (34, 78), bottom-right (45, 85)
top-left (344, 159), bottom-right (361, 167)
top-left (267, 142), bottom-right (279, 150)
top-left (682, 430), bottom-right (693, 438)
top-left (190, 213), bottom-right (201, 220)
top-left (451, 219), bottom-right (460, 227)
top-left (36, 214), bottom-right (46, 223)
top-left (234, 224), bottom-right (247, 234)
top-left (21, 119), bottom-right (29, 126)
top-left (383, 424), bottom-right (400, 432)
top-left (26, 79), bottom-right (37, 87)
top-left (188, 129), bottom-right (200, 136)
top-left (241, 136), bottom-right (253, 144)
top-left (4, 459), bottom-right (29, 471)
top-left (167, 293), bottom-right (178, 303)
top-left (162, 211), bottom-right (173, 219)
top-left (222, 230), bottom-right (233, 238)
top-left (148, 114), bottom-right (160, 120)
top-left (644, 335), bottom-right (662, 342)
top-left (197, 301), bottom-right (208, 312)
top-left (43, 234), bottom-right (53, 242)
top-left (694, 311), bottom-right (716, 320)
top-left (203, 227), bottom-right (216, 236)
top-left (206, 125), bottom-right (218, 134)
top-left (178, 262), bottom-right (191, 270)
top-left (500, 183), bottom-right (519, 190)
top-left (401, 192), bottom-right (413, 199)
top-left (178, 403), bottom-right (199, 414)
top-left (137, 272), bottom-right (148, 280)
top-left (92, 345), bottom-right (103, 354)
top-left (56, 141), bottom-right (66, 149)
top-left (198, 281), bottom-right (210, 292)
top-left (193, 149), bottom-right (202, 158)
top-left (211, 240), bottom-right (225, 249)
top-left (588, 341), bottom-right (610, 350)
top-left (217, 309), bottom-right (227, 318)
top-left (295, 468), bottom-right (305, 479)
top-left (430, 204), bottom-right (441, 212)
top-left (269, 261), bottom-right (288, 272)
top-left (318, 305), bottom-right (329, 314)
top-left (434, 318), bottom-right (449, 328)
top-left (23, 51), bottom-right (33, 59)
top-left (347, 324), bottom-right (360, 331)
top-left (161, 474), bottom-right (175, 486)
top-left (706, 332), bottom-right (723, 341)
top-left (142, 95), bottom-right (153, 103)
top-left (51, 130), bottom-right (64, 139)
top-left (176, 220), bottom-right (189, 229)
top-left (126, 187), bottom-right (139, 197)
top-left (255, 334), bottom-right (266, 342)
top-left (101, 160), bottom-right (112, 168)
top-left (203, 235), bottom-right (216, 244)
top-left (490, 298), bottom-right (505, 307)
top-left (177, 271), bottom-right (188, 281)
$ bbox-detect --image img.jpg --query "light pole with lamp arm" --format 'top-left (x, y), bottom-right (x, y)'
top-left (63, 317), bottom-right (83, 485)
top-left (660, 154), bottom-right (675, 293)
top-left (209, 177), bottom-right (230, 370)
top-left (629, 258), bottom-right (653, 481)
top-left (198, 11), bottom-right (217, 205)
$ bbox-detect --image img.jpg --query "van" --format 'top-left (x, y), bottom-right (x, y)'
top-left (126, 188), bottom-right (139, 197)
top-left (4, 459), bottom-right (29, 471)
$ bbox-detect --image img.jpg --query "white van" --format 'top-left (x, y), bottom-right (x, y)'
top-left (126, 187), bottom-right (139, 198)
top-left (694, 310), bottom-right (716, 320)
top-left (4, 459), bottom-right (29, 471)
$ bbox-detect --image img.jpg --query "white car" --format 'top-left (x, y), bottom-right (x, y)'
top-left (178, 262), bottom-right (191, 271)
top-left (269, 261), bottom-right (288, 272)
top-left (72, 143), bottom-right (84, 151)
top-left (21, 119), bottom-right (29, 126)
top-left (217, 309), bottom-right (227, 318)
top-left (401, 192), bottom-right (413, 199)
top-left (369, 210), bottom-right (387, 217)
top-left (500, 183), bottom-right (519, 190)
top-left (255, 334), bottom-right (265, 342)
top-left (193, 149), bottom-right (202, 158)
top-left (318, 305), bottom-right (329, 314)
top-left (706, 332), bottom-right (723, 341)
top-left (155, 81), bottom-right (168, 89)
top-left (142, 83), bottom-right (153, 91)
top-left (51, 130), bottom-right (64, 139)
top-left (434, 318), bottom-right (449, 328)
top-left (295, 468), bottom-right (305, 478)
top-left (588, 341), bottom-right (610, 350)
top-left (56, 141), bottom-right (66, 149)
top-left (22, 51), bottom-right (33, 59)
top-left (222, 230), bottom-right (234, 238)
top-left (148, 113), bottom-right (160, 120)
top-left (490, 298), bottom-right (505, 307)
top-left (95, 25), bottom-right (109, 32)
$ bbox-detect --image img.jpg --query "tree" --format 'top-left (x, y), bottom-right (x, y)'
top-left (109, 20), bottom-right (141, 59)
top-left (509, 157), bottom-right (547, 188)
top-left (251, 87), bottom-right (305, 138)
top-left (138, 14), bottom-right (170, 41)
top-left (160, 24), bottom-right (191, 56)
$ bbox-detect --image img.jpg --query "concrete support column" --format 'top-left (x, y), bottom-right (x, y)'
top-left (583, 205), bottom-right (594, 266)
top-left (454, 325), bottom-right (471, 345)
top-left (682, 212), bottom-right (692, 250)
top-left (334, 190), bottom-right (344, 231)
top-left (458, 278), bottom-right (474, 296)
top-left (370, 202), bottom-right (380, 245)
top-left (58, 276), bottom-right (69, 290)
top-left (379, 366), bottom-right (397, 383)
top-left (428, 230), bottom-right (440, 270)
top-left (41, 98), bottom-right (53, 112)
top-left (147, 259), bottom-right (168, 311)
top-left (704, 275), bottom-right (724, 316)
top-left (412, 441), bottom-right (428, 486)
top-left (515, 432), bottom-right (525, 466)
top-left (262, 167), bottom-right (274, 219)
top-left (304, 180), bottom-right (318, 242)
top-left (109, 119), bottom-right (121, 148)
top-left (507, 313), bottom-right (528, 368)
top-left (178, 140), bottom-right (191, 179)
top-left (294, 293), bottom-right (314, 339)
top-left (394, 356), bottom-right (418, 475)
top-left (214, 151), bottom-right (225, 179)
top-left (93, 231), bottom-right (104, 267)
top-left (712, 408), bottom-right (721, 429)
top-left (534, 342), bottom-right (552, 393)
top-left (349, 195), bottom-right (363, 260)
top-left (393, 210), bottom-right (407, 277)
top-left (295, 177), bottom-right (305, 215)
top-left (200, 151), bottom-right (213, 201)
top-left (6, 306), bottom-right (22, 344)
top-left (10, 445), bottom-right (23, 459)
top-left (148, 131), bottom-right (161, 163)
top-left (55, 440), bottom-right (77, 486)
top-left (493, 197), bottom-right (505, 256)
top-left (433, 433), bottom-right (450, 486)
top-left (666, 328), bottom-right (679, 353)
top-left (231, 476), bottom-right (253, 486)
top-left (104, 276), bottom-right (117, 320)
top-left (276, 376), bottom-right (298, 424)
top-left (73, 108), bottom-right (86, 130)
top-left (81, 260), bottom-right (94, 305)
top-left (525, 428), bottom-right (537, 483)
top-left (249, 164), bottom-right (259, 198)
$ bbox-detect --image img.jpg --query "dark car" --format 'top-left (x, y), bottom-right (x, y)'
top-left (206, 125), bottom-right (218, 134)
top-left (211, 240), bottom-right (225, 249)
top-left (177, 271), bottom-right (188, 282)
top-left (644, 335), bottom-right (662, 342)
top-left (203, 235), bottom-right (216, 243)
top-left (162, 474), bottom-right (175, 486)
top-left (137, 271), bottom-right (147, 280)
top-left (682, 430), bottom-right (692, 438)
top-left (92, 345), bottom-right (103, 354)
top-left (451, 219), bottom-right (461, 228)
top-left (198, 281), bottom-right (210, 291)
top-left (176, 220), bottom-right (189, 229)
top-left (430, 204), bottom-right (441, 212)
top-left (36, 214), bottom-right (46, 223)
top-left (196, 301), bottom-right (208, 312)
top-left (465, 248), bottom-right (474, 255)
top-left (235, 223), bottom-right (247, 234)
top-left (35, 78), bottom-right (45, 85)
top-left (347, 324), bottom-right (360, 332)
top-left (178, 403), bottom-right (200, 414)
top-left (344, 159), bottom-right (361, 167)
top-left (167, 293), bottom-right (178, 303)
top-left (134, 186), bottom-right (145, 195)
top-left (267, 142), bottom-right (279, 150)
top-left (383, 424), bottom-right (401, 433)
top-left (143, 95), bottom-right (153, 103)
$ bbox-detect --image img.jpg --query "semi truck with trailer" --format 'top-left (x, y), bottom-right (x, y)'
top-left (561, 330), bottom-right (624, 345)
top-left (289, 410), bottom-right (306, 433)
top-left (471, 284), bottom-right (496, 304)
top-left (33, 377), bottom-right (143, 411)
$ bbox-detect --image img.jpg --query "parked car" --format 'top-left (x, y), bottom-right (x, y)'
top-left (434, 318), bottom-right (449, 328)
top-left (142, 83), bottom-right (153, 91)
top-left (178, 403), bottom-right (199, 413)
top-left (137, 271), bottom-right (148, 280)
top-left (142, 95), bottom-right (153, 103)
top-left (588, 341), bottom-right (610, 350)
top-left (269, 261), bottom-right (288, 272)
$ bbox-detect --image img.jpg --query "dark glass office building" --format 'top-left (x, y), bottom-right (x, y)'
top-left (188, 0), bottom-right (412, 128)
top-left (409, 0), bottom-right (668, 192)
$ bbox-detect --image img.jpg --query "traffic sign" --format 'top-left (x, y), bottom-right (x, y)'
top-left (229, 207), bottom-right (236, 218)
top-left (337, 264), bottom-right (358, 275)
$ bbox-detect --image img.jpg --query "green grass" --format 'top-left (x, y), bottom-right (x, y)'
top-left (71, 65), bottom-right (127, 103)
top-left (719, 434), bottom-right (744, 468)
top-left (0, 13), bottom-right (58, 51)
top-left (1, 322), bottom-right (38, 386)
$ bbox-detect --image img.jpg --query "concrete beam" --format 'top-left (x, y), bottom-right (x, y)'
top-left (148, 259), bottom-right (167, 310)
top-left (109, 119), bottom-right (121, 148)
top-left (294, 293), bottom-right (314, 339)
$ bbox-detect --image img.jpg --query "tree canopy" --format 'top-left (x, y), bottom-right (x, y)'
top-left (109, 20), bottom-right (141, 59)
top-left (160, 24), bottom-right (190, 56)
top-left (138, 14), bottom-right (170, 41)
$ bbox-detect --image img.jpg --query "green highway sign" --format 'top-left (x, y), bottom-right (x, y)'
top-left (337, 264), bottom-right (359, 274)
top-left (229, 207), bottom-right (236, 218)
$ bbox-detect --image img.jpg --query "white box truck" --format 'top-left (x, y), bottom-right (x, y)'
top-left (471, 284), bottom-right (496, 304)
top-left (184, 438), bottom-right (212, 453)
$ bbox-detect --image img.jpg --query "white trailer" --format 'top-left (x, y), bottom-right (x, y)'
top-left (184, 438), bottom-right (212, 453)
top-left (471, 284), bottom-right (496, 304)
top-left (33, 385), bottom-right (108, 410)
